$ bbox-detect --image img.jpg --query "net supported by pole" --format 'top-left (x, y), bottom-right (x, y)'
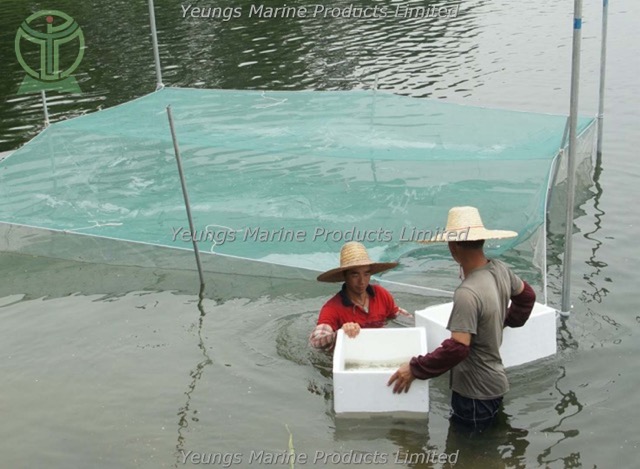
top-left (166, 105), bottom-right (206, 292)
top-left (147, 0), bottom-right (163, 90)
top-left (561, 0), bottom-right (584, 316)
top-left (0, 88), bottom-right (596, 297)
top-left (40, 90), bottom-right (50, 127)
top-left (597, 0), bottom-right (609, 156)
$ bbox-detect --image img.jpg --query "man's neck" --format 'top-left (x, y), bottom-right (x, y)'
top-left (346, 290), bottom-right (368, 304)
top-left (340, 284), bottom-right (374, 306)
top-left (460, 254), bottom-right (489, 278)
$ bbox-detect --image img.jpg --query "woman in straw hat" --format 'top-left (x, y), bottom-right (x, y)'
top-left (388, 206), bottom-right (536, 431)
top-left (309, 242), bottom-right (409, 350)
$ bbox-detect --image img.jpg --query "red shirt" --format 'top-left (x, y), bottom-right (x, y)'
top-left (317, 284), bottom-right (399, 331)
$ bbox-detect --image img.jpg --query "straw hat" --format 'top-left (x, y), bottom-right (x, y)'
top-left (420, 206), bottom-right (518, 243)
top-left (317, 242), bottom-right (398, 282)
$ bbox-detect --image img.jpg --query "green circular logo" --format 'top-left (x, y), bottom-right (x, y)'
top-left (15, 10), bottom-right (85, 82)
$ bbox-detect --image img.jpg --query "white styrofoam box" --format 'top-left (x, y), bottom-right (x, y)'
top-left (414, 302), bottom-right (557, 368)
top-left (332, 327), bottom-right (429, 415)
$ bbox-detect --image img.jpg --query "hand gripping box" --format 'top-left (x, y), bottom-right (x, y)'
top-left (332, 327), bottom-right (429, 416)
top-left (414, 302), bottom-right (557, 368)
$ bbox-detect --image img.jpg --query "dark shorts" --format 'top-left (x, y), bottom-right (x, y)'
top-left (450, 390), bottom-right (503, 431)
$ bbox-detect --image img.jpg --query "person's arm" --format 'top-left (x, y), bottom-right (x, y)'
top-left (309, 324), bottom-right (337, 349)
top-left (309, 322), bottom-right (363, 349)
top-left (409, 332), bottom-right (471, 379)
top-left (388, 332), bottom-right (471, 393)
top-left (378, 286), bottom-right (412, 320)
top-left (504, 281), bottom-right (536, 328)
top-left (309, 301), bottom-right (342, 349)
top-left (391, 306), bottom-right (412, 319)
top-left (415, 288), bottom-right (476, 378)
top-left (389, 288), bottom-right (477, 393)
top-left (395, 306), bottom-right (413, 318)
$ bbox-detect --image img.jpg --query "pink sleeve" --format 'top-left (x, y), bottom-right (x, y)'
top-left (309, 324), bottom-right (337, 349)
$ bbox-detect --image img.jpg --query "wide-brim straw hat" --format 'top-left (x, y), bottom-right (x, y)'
top-left (317, 241), bottom-right (398, 282)
top-left (420, 206), bottom-right (518, 243)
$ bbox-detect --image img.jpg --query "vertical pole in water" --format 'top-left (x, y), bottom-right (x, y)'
top-left (41, 90), bottom-right (50, 127)
top-left (148, 0), bottom-right (164, 90)
top-left (167, 105), bottom-right (206, 293)
top-left (560, 0), bottom-right (583, 317)
top-left (597, 0), bottom-right (609, 156)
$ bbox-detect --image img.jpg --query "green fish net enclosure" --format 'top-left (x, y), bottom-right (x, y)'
top-left (0, 87), bottom-right (596, 300)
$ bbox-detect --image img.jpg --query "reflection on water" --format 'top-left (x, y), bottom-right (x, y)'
top-left (580, 151), bottom-right (610, 305)
top-left (333, 416), bottom-right (436, 468)
top-left (444, 410), bottom-right (530, 469)
top-left (175, 296), bottom-right (212, 468)
top-left (536, 366), bottom-right (584, 468)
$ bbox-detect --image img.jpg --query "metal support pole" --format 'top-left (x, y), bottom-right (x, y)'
top-left (597, 0), bottom-right (609, 156)
top-left (41, 90), bottom-right (50, 127)
top-left (148, 0), bottom-right (164, 90)
top-left (167, 105), bottom-right (206, 291)
top-left (560, 0), bottom-right (583, 316)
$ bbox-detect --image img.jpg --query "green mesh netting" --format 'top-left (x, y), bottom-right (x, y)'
top-left (0, 87), bottom-right (595, 290)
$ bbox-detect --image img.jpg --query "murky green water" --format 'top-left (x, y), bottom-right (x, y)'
top-left (1, 0), bottom-right (639, 468)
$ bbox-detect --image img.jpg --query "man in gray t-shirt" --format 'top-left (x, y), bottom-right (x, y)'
top-left (389, 206), bottom-right (536, 430)
top-left (447, 258), bottom-right (523, 400)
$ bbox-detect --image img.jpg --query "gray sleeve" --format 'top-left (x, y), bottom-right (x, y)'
top-left (509, 268), bottom-right (524, 296)
top-left (447, 287), bottom-right (479, 334)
